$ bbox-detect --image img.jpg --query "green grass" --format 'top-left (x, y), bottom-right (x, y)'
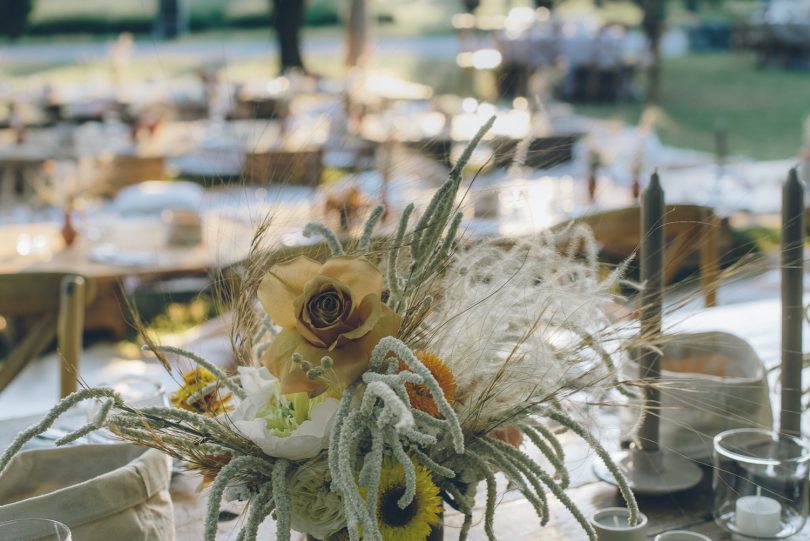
top-left (17, 0), bottom-right (644, 40)
top-left (577, 53), bottom-right (810, 160)
top-left (1, 57), bottom-right (206, 91)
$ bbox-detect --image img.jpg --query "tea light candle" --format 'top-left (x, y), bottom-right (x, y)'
top-left (654, 531), bottom-right (711, 541)
top-left (590, 507), bottom-right (648, 541)
top-left (735, 489), bottom-right (782, 537)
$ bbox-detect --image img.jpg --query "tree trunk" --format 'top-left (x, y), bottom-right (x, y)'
top-left (157, 0), bottom-right (188, 39)
top-left (639, 0), bottom-right (666, 103)
top-left (345, 0), bottom-right (371, 69)
top-left (272, 0), bottom-right (307, 73)
top-left (646, 27), bottom-right (662, 102)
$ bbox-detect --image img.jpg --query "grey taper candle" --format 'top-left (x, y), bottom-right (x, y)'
top-left (780, 168), bottom-right (805, 436)
top-left (638, 172), bottom-right (665, 451)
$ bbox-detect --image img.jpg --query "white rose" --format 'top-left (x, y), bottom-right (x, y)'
top-left (229, 367), bottom-right (339, 461)
top-left (289, 456), bottom-right (346, 539)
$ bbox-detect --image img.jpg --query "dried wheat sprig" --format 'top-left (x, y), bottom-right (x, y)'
top-left (0, 388), bottom-right (123, 475)
top-left (545, 408), bottom-right (639, 524)
top-left (386, 202), bottom-right (415, 303)
top-left (480, 437), bottom-right (596, 540)
top-left (517, 422), bottom-right (569, 488)
top-left (235, 483), bottom-right (275, 541)
top-left (358, 205), bottom-right (385, 253)
top-left (463, 450), bottom-right (498, 541)
top-left (272, 459), bottom-right (292, 541)
top-left (55, 398), bottom-right (115, 445)
top-left (144, 344), bottom-right (246, 399)
top-left (303, 222), bottom-right (344, 255)
top-left (204, 455), bottom-right (275, 541)
top-left (410, 447), bottom-right (456, 478)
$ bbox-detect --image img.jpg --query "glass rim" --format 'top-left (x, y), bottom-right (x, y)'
top-left (109, 375), bottom-right (164, 386)
top-left (0, 518), bottom-right (71, 531)
top-left (654, 531), bottom-right (712, 541)
top-left (713, 428), bottom-right (810, 465)
top-left (589, 507), bottom-right (648, 531)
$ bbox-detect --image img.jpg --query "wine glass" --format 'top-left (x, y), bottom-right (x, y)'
top-left (87, 376), bottom-right (168, 443)
top-left (0, 518), bottom-right (72, 540)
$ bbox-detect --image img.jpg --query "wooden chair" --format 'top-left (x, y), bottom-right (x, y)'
top-left (89, 154), bottom-right (166, 197)
top-left (242, 149), bottom-right (324, 186)
top-left (0, 273), bottom-right (94, 398)
top-left (562, 205), bottom-right (725, 307)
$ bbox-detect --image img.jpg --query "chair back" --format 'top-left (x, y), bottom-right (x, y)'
top-left (242, 149), bottom-right (324, 186)
top-left (0, 273), bottom-right (95, 397)
top-left (564, 204), bottom-right (724, 306)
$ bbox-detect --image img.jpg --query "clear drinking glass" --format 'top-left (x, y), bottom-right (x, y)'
top-left (107, 376), bottom-right (168, 408)
top-left (88, 376), bottom-right (168, 442)
top-left (713, 428), bottom-right (810, 539)
top-left (0, 518), bottom-right (72, 540)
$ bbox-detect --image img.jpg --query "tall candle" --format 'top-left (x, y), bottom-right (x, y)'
top-left (638, 172), bottom-right (665, 451)
top-left (780, 168), bottom-right (805, 436)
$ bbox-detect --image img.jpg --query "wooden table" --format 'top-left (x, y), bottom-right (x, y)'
top-left (0, 404), bottom-right (799, 540)
top-left (2, 296), bottom-right (810, 540)
top-left (0, 145), bottom-right (50, 207)
top-left (0, 216), bottom-right (252, 338)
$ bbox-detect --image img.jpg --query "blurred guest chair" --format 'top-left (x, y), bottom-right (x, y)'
top-left (563, 204), bottom-right (725, 307)
top-left (242, 148), bottom-right (324, 187)
top-left (0, 273), bottom-right (94, 398)
top-left (89, 154), bottom-right (166, 197)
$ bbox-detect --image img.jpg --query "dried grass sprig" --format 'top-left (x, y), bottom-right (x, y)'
top-left (145, 344), bottom-right (246, 400)
top-left (546, 408), bottom-right (639, 524)
top-left (303, 222), bottom-right (345, 256)
top-left (358, 205), bottom-right (386, 253)
top-left (0, 388), bottom-right (124, 475)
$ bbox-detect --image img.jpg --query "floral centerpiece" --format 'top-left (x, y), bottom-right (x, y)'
top-left (0, 118), bottom-right (639, 541)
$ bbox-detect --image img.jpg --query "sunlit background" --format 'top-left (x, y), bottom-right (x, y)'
top-left (0, 0), bottom-right (809, 419)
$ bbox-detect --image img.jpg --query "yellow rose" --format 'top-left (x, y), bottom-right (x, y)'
top-left (258, 255), bottom-right (401, 395)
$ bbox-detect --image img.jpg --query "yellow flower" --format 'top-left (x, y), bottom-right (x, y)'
top-left (400, 351), bottom-right (456, 418)
top-left (258, 256), bottom-right (402, 395)
top-left (170, 367), bottom-right (233, 415)
top-left (372, 458), bottom-right (443, 541)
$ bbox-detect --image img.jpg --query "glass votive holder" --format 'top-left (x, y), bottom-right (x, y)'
top-left (713, 428), bottom-right (810, 539)
top-left (589, 507), bottom-right (648, 541)
top-left (654, 531), bottom-right (711, 541)
top-left (88, 376), bottom-right (167, 442)
top-left (0, 518), bottom-right (72, 540)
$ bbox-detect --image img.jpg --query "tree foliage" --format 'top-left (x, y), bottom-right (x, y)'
top-left (0, 0), bottom-right (33, 40)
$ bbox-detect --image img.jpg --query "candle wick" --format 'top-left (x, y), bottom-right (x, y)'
top-left (757, 486), bottom-right (762, 498)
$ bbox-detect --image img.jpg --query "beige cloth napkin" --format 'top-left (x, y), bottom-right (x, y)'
top-left (0, 444), bottom-right (174, 541)
top-left (621, 331), bottom-right (773, 461)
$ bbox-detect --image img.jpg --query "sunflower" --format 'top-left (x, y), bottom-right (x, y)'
top-left (400, 351), bottom-right (456, 418)
top-left (170, 367), bottom-right (233, 415)
top-left (372, 458), bottom-right (442, 541)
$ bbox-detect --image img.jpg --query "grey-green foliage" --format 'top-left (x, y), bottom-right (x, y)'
top-left (327, 336), bottom-right (463, 541)
top-left (297, 116), bottom-right (497, 314)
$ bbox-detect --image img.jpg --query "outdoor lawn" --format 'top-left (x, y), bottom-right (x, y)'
top-left (4, 0), bottom-right (808, 161)
top-left (578, 53), bottom-right (810, 160)
top-left (5, 48), bottom-right (807, 161)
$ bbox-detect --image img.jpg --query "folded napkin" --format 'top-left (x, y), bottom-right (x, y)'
top-left (621, 331), bottom-right (773, 461)
top-left (0, 444), bottom-right (174, 541)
